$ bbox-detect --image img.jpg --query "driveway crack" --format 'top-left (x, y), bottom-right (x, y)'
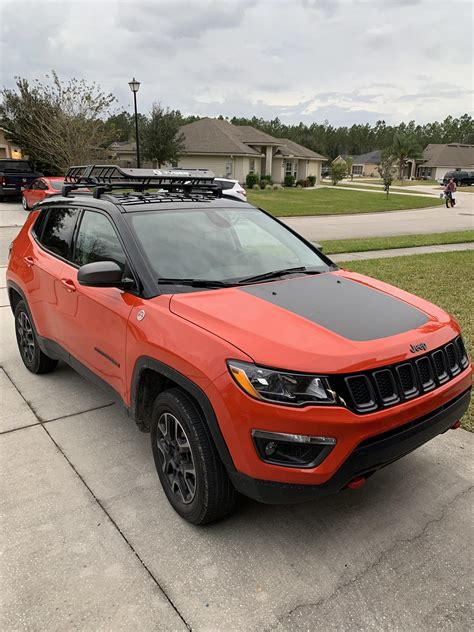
top-left (268, 484), bottom-right (473, 631)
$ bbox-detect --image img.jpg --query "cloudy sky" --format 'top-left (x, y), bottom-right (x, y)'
top-left (1, 0), bottom-right (472, 126)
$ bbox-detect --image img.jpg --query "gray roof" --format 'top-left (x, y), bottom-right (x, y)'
top-left (420, 143), bottom-right (474, 167)
top-left (179, 118), bottom-right (325, 159)
top-left (179, 118), bottom-right (262, 156)
top-left (276, 138), bottom-right (326, 160)
top-left (352, 150), bottom-right (382, 164)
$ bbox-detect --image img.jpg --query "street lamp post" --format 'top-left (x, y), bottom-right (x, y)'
top-left (128, 77), bottom-right (141, 168)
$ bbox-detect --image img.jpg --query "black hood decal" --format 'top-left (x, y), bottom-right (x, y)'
top-left (240, 274), bottom-right (429, 341)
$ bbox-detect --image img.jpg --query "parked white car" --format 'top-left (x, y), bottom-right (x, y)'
top-left (215, 178), bottom-right (247, 201)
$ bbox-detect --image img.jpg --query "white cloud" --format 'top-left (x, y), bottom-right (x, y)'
top-left (0, 0), bottom-right (472, 125)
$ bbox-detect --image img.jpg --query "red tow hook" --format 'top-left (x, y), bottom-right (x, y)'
top-left (347, 476), bottom-right (366, 490)
top-left (451, 421), bottom-right (462, 429)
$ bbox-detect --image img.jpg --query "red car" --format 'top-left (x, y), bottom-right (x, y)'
top-left (21, 177), bottom-right (65, 210)
top-left (6, 165), bottom-right (472, 524)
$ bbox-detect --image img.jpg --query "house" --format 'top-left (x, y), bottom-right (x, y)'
top-left (333, 151), bottom-right (382, 177)
top-left (415, 143), bottom-right (474, 180)
top-left (176, 118), bottom-right (326, 184)
top-left (0, 128), bottom-right (23, 160)
top-left (107, 140), bottom-right (138, 167)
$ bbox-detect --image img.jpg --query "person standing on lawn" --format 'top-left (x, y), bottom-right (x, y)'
top-left (444, 178), bottom-right (456, 208)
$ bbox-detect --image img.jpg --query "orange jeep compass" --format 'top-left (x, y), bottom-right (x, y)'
top-left (7, 165), bottom-right (472, 524)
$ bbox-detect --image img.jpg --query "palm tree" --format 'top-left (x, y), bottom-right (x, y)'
top-left (392, 134), bottom-right (421, 184)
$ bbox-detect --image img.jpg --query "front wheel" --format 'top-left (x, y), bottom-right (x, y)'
top-left (14, 300), bottom-right (58, 374)
top-left (21, 196), bottom-right (29, 210)
top-left (150, 388), bottom-right (236, 524)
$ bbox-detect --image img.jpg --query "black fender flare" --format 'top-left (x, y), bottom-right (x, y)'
top-left (130, 356), bottom-right (236, 472)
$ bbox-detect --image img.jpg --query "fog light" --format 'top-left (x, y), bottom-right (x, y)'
top-left (265, 441), bottom-right (278, 456)
top-left (252, 430), bottom-right (336, 468)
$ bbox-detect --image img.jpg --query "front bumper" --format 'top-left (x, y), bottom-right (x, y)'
top-left (229, 388), bottom-right (471, 503)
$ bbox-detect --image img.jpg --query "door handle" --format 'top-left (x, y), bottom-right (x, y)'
top-left (24, 256), bottom-right (35, 267)
top-left (60, 278), bottom-right (76, 292)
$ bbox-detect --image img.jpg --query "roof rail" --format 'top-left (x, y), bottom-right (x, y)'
top-left (62, 164), bottom-right (220, 199)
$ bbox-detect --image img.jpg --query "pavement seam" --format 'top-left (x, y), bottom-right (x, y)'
top-left (2, 366), bottom-right (193, 631)
top-left (268, 484), bottom-right (474, 631)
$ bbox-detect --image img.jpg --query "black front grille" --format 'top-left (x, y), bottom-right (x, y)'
top-left (340, 336), bottom-right (469, 413)
top-left (344, 375), bottom-right (376, 412)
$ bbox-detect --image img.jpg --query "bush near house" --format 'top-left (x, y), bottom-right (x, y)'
top-left (245, 172), bottom-right (259, 188)
top-left (307, 175), bottom-right (316, 186)
top-left (284, 174), bottom-right (296, 187)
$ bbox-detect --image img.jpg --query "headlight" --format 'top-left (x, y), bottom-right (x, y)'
top-left (227, 360), bottom-right (335, 405)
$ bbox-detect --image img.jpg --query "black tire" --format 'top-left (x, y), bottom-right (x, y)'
top-left (14, 300), bottom-right (58, 374)
top-left (21, 196), bottom-right (29, 210)
top-left (150, 388), bottom-right (236, 524)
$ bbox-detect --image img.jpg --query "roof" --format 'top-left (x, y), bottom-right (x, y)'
top-left (419, 143), bottom-right (474, 167)
top-left (179, 118), bottom-right (326, 159)
top-left (179, 118), bottom-right (262, 156)
top-left (352, 150), bottom-right (382, 164)
top-left (276, 138), bottom-right (326, 160)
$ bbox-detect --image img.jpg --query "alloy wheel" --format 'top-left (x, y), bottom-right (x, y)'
top-left (16, 311), bottom-right (35, 364)
top-left (156, 412), bottom-right (197, 504)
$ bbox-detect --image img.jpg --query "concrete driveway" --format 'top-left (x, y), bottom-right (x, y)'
top-left (1, 202), bottom-right (473, 630)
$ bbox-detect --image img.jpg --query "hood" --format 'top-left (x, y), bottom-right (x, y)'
top-left (169, 271), bottom-right (457, 373)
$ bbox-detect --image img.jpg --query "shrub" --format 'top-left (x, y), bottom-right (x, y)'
top-left (246, 172), bottom-right (259, 188)
top-left (296, 178), bottom-right (308, 188)
top-left (329, 162), bottom-right (347, 186)
top-left (265, 184), bottom-right (273, 190)
top-left (272, 184), bottom-right (282, 190)
top-left (252, 183), bottom-right (260, 190)
top-left (284, 174), bottom-right (295, 187)
top-left (307, 175), bottom-right (316, 187)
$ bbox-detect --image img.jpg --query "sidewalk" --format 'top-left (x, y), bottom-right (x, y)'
top-left (330, 241), bottom-right (474, 262)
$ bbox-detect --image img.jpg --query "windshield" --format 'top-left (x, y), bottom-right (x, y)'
top-left (1, 160), bottom-right (33, 172)
top-left (128, 207), bottom-right (332, 284)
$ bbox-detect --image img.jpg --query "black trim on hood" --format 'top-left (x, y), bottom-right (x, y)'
top-left (240, 274), bottom-right (429, 341)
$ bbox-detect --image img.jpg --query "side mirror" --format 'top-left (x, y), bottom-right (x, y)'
top-left (77, 261), bottom-right (125, 288)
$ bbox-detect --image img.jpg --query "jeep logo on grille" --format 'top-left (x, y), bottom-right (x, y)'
top-left (410, 342), bottom-right (427, 353)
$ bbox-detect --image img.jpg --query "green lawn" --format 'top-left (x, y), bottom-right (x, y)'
top-left (247, 187), bottom-right (443, 217)
top-left (345, 251), bottom-right (473, 431)
top-left (321, 230), bottom-right (474, 254)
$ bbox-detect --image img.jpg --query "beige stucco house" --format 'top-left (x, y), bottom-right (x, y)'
top-left (333, 150), bottom-right (382, 177)
top-left (177, 118), bottom-right (326, 184)
top-left (0, 128), bottom-right (23, 160)
top-left (108, 118), bottom-right (326, 184)
top-left (415, 143), bottom-right (474, 180)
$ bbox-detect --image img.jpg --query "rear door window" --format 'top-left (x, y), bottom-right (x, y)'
top-left (40, 207), bottom-right (79, 259)
top-left (73, 210), bottom-right (126, 269)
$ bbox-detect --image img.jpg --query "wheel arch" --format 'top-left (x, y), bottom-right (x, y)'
top-left (131, 356), bottom-right (235, 472)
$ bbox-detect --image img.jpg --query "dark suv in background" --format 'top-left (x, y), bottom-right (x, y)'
top-left (0, 160), bottom-right (43, 200)
top-left (442, 170), bottom-right (474, 186)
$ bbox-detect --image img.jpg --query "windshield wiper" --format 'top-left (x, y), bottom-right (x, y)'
top-left (237, 267), bottom-right (321, 285)
top-left (158, 278), bottom-right (235, 288)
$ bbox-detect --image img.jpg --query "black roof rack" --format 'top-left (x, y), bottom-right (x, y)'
top-left (62, 164), bottom-right (221, 199)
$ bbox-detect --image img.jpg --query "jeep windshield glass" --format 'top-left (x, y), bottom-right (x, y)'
top-left (128, 207), bottom-right (332, 284)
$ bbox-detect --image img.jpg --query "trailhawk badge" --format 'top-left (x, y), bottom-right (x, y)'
top-left (410, 342), bottom-right (427, 353)
top-left (137, 309), bottom-right (145, 321)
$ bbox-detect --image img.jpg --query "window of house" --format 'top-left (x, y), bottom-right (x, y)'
top-left (225, 162), bottom-right (233, 177)
top-left (73, 211), bottom-right (126, 269)
top-left (285, 161), bottom-right (293, 176)
top-left (40, 208), bottom-right (79, 259)
top-left (352, 165), bottom-right (363, 176)
top-left (249, 159), bottom-right (255, 172)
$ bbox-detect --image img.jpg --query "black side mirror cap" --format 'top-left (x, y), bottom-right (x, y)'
top-left (77, 261), bottom-right (124, 287)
